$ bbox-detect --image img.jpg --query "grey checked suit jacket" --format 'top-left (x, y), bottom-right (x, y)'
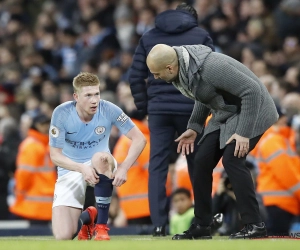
top-left (173, 45), bottom-right (278, 148)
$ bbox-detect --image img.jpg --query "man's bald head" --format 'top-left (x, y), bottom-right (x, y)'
top-left (147, 44), bottom-right (177, 69)
top-left (146, 44), bottom-right (179, 82)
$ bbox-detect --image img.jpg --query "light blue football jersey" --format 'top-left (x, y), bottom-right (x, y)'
top-left (49, 100), bottom-right (135, 176)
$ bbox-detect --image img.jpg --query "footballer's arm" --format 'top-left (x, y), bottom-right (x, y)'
top-left (50, 146), bottom-right (99, 184)
top-left (119, 125), bottom-right (146, 172)
top-left (112, 125), bottom-right (146, 186)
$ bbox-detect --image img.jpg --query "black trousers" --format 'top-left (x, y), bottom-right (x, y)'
top-left (193, 130), bottom-right (262, 226)
top-left (148, 114), bottom-right (200, 227)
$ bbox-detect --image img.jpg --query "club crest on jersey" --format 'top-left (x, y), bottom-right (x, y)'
top-left (95, 126), bottom-right (106, 135)
top-left (50, 125), bottom-right (59, 138)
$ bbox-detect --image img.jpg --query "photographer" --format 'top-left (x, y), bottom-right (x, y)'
top-left (212, 170), bottom-right (239, 235)
top-left (212, 162), bottom-right (267, 236)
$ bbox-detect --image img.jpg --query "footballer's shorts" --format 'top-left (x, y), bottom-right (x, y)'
top-left (52, 156), bottom-right (117, 209)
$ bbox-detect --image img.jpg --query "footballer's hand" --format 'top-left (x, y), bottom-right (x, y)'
top-left (175, 129), bottom-right (197, 156)
top-left (226, 133), bottom-right (249, 158)
top-left (81, 164), bottom-right (99, 185)
top-left (112, 167), bottom-right (127, 187)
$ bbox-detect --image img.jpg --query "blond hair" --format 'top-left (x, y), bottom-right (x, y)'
top-left (73, 72), bottom-right (100, 93)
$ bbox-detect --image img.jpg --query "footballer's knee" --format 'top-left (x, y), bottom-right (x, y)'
top-left (91, 152), bottom-right (115, 177)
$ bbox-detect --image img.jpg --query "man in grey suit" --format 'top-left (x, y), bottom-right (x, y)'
top-left (146, 44), bottom-right (278, 239)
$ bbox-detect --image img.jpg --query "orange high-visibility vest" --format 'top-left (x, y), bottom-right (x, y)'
top-left (255, 126), bottom-right (300, 215)
top-left (113, 119), bottom-right (151, 219)
top-left (9, 129), bottom-right (56, 220)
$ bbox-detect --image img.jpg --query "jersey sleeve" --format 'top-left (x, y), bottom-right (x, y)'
top-left (49, 105), bottom-right (68, 148)
top-left (105, 101), bottom-right (135, 135)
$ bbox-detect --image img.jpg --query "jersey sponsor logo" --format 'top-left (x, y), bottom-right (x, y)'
top-left (95, 126), bottom-right (105, 135)
top-left (50, 126), bottom-right (59, 138)
top-left (65, 135), bottom-right (106, 149)
top-left (116, 112), bottom-right (129, 126)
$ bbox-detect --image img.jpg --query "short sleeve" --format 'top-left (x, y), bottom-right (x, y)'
top-left (49, 105), bottom-right (68, 148)
top-left (105, 101), bottom-right (135, 135)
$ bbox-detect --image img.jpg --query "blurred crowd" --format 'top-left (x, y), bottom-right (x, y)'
top-left (0, 0), bottom-right (300, 236)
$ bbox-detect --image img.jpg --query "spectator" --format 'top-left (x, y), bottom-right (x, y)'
top-left (136, 8), bottom-right (155, 35)
top-left (170, 188), bottom-right (194, 235)
top-left (281, 92), bottom-right (300, 120)
top-left (57, 27), bottom-right (81, 79)
top-left (113, 109), bottom-right (151, 225)
top-left (282, 36), bottom-right (300, 68)
top-left (170, 188), bottom-right (224, 236)
top-left (77, 16), bottom-right (120, 69)
top-left (284, 65), bottom-right (300, 92)
top-left (208, 11), bottom-right (235, 51)
top-left (9, 114), bottom-right (56, 223)
top-left (41, 80), bottom-right (59, 106)
top-left (0, 47), bottom-right (20, 82)
top-left (114, 2), bottom-right (135, 50)
top-left (212, 163), bottom-right (267, 236)
top-left (274, 0), bottom-right (300, 40)
top-left (0, 112), bottom-right (20, 220)
top-left (253, 106), bottom-right (300, 235)
top-left (241, 43), bottom-right (264, 70)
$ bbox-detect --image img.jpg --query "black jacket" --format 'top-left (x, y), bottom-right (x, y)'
top-left (128, 10), bottom-right (214, 116)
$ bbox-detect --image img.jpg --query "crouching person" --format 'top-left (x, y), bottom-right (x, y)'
top-left (50, 72), bottom-right (146, 240)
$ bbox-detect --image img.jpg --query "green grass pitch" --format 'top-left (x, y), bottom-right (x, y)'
top-left (0, 236), bottom-right (298, 250)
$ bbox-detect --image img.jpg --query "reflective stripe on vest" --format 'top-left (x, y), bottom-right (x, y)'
top-left (260, 190), bottom-right (293, 197)
top-left (257, 149), bottom-right (284, 163)
top-left (119, 193), bottom-right (148, 201)
top-left (15, 193), bottom-right (53, 202)
top-left (289, 182), bottom-right (300, 193)
top-left (258, 137), bottom-right (300, 198)
top-left (18, 165), bottom-right (54, 173)
top-left (257, 138), bottom-right (298, 163)
top-left (260, 182), bottom-right (300, 197)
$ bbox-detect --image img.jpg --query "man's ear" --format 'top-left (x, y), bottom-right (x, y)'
top-left (73, 92), bottom-right (78, 101)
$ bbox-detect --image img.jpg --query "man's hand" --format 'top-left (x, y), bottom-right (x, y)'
top-left (81, 164), bottom-right (99, 185)
top-left (112, 167), bottom-right (127, 187)
top-left (226, 133), bottom-right (249, 158)
top-left (175, 129), bottom-right (197, 156)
